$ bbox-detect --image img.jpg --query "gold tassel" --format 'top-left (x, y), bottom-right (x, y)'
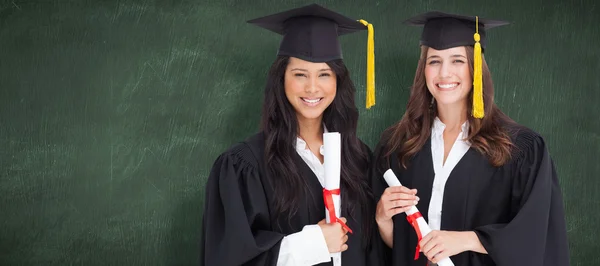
top-left (359, 19), bottom-right (375, 109)
top-left (472, 16), bottom-right (484, 118)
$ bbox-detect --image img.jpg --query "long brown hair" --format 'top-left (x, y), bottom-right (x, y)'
top-left (383, 45), bottom-right (515, 168)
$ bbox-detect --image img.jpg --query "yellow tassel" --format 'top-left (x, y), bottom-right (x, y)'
top-left (472, 16), bottom-right (484, 118)
top-left (359, 19), bottom-right (375, 109)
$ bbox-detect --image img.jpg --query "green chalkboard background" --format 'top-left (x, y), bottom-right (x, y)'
top-left (1, 0), bottom-right (598, 265)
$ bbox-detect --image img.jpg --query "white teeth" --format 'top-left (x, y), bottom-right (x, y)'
top-left (302, 98), bottom-right (321, 103)
top-left (438, 83), bottom-right (458, 89)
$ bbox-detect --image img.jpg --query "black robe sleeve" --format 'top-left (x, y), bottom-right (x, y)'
top-left (473, 131), bottom-right (570, 266)
top-left (201, 143), bottom-right (283, 266)
top-left (369, 139), bottom-right (393, 265)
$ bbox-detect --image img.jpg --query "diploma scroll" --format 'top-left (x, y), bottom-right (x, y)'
top-left (383, 169), bottom-right (455, 266)
top-left (323, 132), bottom-right (342, 224)
top-left (323, 132), bottom-right (345, 263)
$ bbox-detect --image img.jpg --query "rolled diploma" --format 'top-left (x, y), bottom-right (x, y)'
top-left (323, 132), bottom-right (342, 261)
top-left (383, 169), bottom-right (455, 266)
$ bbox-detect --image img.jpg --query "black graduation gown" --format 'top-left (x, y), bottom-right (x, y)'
top-left (201, 132), bottom-right (381, 266)
top-left (372, 124), bottom-right (570, 266)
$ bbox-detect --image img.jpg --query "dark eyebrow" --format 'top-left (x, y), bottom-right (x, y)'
top-left (290, 68), bottom-right (332, 72)
top-left (426, 54), bottom-right (467, 60)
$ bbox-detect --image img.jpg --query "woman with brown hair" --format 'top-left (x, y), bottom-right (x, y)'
top-left (372, 12), bottom-right (570, 266)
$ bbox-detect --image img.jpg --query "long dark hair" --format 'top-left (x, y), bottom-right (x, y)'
top-left (383, 45), bottom-right (515, 169)
top-left (260, 55), bottom-right (373, 244)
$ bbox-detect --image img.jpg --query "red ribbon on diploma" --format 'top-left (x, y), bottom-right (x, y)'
top-left (407, 212), bottom-right (424, 260)
top-left (322, 188), bottom-right (353, 234)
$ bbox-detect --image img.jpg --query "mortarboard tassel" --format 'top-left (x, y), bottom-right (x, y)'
top-left (472, 16), bottom-right (484, 118)
top-left (359, 19), bottom-right (375, 109)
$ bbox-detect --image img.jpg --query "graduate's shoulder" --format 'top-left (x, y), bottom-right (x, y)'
top-left (356, 137), bottom-right (373, 156)
top-left (370, 125), bottom-right (399, 163)
top-left (213, 132), bottom-right (265, 170)
top-left (504, 122), bottom-right (548, 161)
top-left (375, 127), bottom-right (393, 148)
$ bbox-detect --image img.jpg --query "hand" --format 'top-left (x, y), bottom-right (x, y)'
top-left (318, 217), bottom-right (349, 253)
top-left (376, 186), bottom-right (419, 225)
top-left (419, 230), bottom-right (480, 264)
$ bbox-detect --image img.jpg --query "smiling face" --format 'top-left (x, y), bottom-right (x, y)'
top-left (424, 46), bottom-right (472, 109)
top-left (284, 57), bottom-right (337, 123)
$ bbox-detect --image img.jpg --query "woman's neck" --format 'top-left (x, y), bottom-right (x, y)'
top-left (437, 102), bottom-right (468, 132)
top-left (297, 115), bottom-right (323, 143)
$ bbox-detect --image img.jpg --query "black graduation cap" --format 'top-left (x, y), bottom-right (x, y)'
top-left (247, 4), bottom-right (377, 109)
top-left (247, 3), bottom-right (367, 62)
top-left (404, 11), bottom-right (509, 118)
top-left (403, 11), bottom-right (509, 51)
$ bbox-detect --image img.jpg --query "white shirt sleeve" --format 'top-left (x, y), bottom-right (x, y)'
top-left (276, 224), bottom-right (331, 266)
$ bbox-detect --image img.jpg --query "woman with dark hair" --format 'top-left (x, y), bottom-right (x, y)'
top-left (373, 12), bottom-right (569, 266)
top-left (201, 4), bottom-right (380, 266)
